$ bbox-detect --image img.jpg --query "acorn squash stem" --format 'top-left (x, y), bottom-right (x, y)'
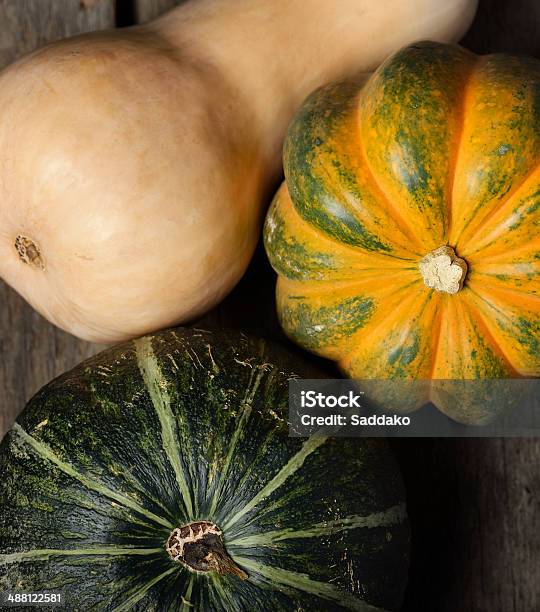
top-left (419, 245), bottom-right (468, 294)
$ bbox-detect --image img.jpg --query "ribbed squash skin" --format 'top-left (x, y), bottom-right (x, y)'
top-left (0, 328), bottom-right (409, 611)
top-left (264, 41), bottom-right (539, 420)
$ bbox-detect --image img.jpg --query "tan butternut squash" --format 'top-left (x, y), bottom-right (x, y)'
top-left (0, 0), bottom-right (477, 342)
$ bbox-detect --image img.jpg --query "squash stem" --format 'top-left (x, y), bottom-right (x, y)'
top-left (166, 520), bottom-right (248, 580)
top-left (419, 245), bottom-right (467, 294)
top-left (207, 550), bottom-right (248, 580)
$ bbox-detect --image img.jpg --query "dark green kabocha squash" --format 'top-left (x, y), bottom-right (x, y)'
top-left (0, 328), bottom-right (409, 611)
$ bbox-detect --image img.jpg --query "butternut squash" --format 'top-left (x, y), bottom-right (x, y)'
top-left (0, 0), bottom-right (477, 343)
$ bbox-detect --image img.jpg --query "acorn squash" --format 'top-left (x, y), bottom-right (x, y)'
top-left (264, 41), bottom-right (539, 421)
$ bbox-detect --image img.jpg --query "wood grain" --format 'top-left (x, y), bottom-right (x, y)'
top-left (0, 286), bottom-right (103, 435)
top-left (397, 437), bottom-right (540, 611)
top-left (133, 0), bottom-right (182, 23)
top-left (0, 2), bottom-right (538, 612)
top-left (0, 0), bottom-right (115, 69)
top-left (463, 0), bottom-right (540, 56)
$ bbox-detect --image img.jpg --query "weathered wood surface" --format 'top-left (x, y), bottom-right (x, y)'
top-left (133, 0), bottom-right (182, 23)
top-left (0, 1), bottom-right (538, 611)
top-left (0, 0), bottom-right (115, 68)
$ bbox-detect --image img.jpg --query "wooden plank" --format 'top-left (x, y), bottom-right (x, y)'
top-left (133, 0), bottom-right (183, 24)
top-left (0, 0), bottom-right (115, 435)
top-left (0, 286), bottom-right (103, 434)
top-left (0, 0), bottom-right (115, 69)
top-left (397, 437), bottom-right (540, 611)
top-left (463, 0), bottom-right (540, 56)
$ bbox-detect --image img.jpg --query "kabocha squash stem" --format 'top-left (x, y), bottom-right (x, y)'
top-left (167, 521), bottom-right (248, 580)
top-left (0, 0), bottom-right (477, 343)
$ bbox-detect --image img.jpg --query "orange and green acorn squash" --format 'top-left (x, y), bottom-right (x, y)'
top-left (264, 41), bottom-right (539, 421)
